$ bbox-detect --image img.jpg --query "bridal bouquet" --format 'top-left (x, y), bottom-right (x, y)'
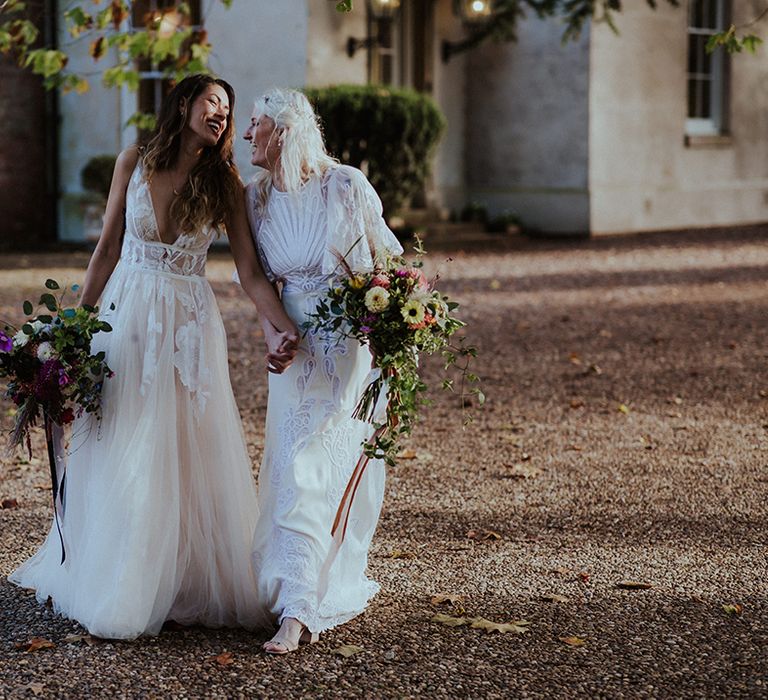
top-left (305, 240), bottom-right (481, 465)
top-left (0, 279), bottom-right (114, 454)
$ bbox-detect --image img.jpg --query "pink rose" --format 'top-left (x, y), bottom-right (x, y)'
top-left (371, 274), bottom-right (391, 289)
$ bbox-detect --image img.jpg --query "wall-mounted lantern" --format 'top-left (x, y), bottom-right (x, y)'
top-left (346, 0), bottom-right (402, 58)
top-left (442, 0), bottom-right (495, 63)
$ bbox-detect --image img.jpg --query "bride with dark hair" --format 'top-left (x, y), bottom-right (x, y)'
top-left (9, 74), bottom-right (298, 640)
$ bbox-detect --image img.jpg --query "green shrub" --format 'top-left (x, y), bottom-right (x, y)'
top-left (81, 155), bottom-right (117, 200)
top-left (303, 84), bottom-right (446, 216)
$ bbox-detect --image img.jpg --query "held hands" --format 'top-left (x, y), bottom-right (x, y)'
top-left (264, 324), bottom-right (299, 374)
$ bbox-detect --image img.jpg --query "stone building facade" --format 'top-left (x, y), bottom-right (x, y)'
top-left (4, 0), bottom-right (767, 244)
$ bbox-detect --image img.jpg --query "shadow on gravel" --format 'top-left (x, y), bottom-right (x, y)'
top-left (379, 505), bottom-right (767, 549)
top-left (443, 263), bottom-right (768, 295)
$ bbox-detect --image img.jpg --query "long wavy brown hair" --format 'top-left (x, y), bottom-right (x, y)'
top-left (142, 74), bottom-right (241, 235)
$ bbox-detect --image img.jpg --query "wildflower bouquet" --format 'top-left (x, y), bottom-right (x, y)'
top-left (0, 279), bottom-right (114, 454)
top-left (305, 240), bottom-right (481, 466)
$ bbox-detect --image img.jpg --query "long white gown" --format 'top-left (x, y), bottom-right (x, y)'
top-left (247, 166), bottom-right (403, 634)
top-left (8, 161), bottom-right (267, 640)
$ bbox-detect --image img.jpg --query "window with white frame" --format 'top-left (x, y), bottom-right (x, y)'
top-left (686, 0), bottom-right (729, 136)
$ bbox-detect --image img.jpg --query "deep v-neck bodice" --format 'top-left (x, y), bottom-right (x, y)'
top-left (125, 161), bottom-right (215, 253)
top-left (146, 182), bottom-right (184, 246)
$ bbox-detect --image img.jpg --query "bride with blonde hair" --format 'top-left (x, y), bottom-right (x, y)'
top-left (243, 88), bottom-right (403, 653)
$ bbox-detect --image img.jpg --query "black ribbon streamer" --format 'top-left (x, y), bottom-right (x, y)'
top-left (44, 414), bottom-right (66, 564)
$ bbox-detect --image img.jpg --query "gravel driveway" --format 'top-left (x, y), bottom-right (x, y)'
top-left (0, 226), bottom-right (766, 699)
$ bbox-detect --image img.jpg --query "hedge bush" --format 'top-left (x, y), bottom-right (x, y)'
top-left (81, 154), bottom-right (117, 200)
top-left (303, 84), bottom-right (446, 216)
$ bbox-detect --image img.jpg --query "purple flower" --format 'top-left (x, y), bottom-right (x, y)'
top-left (58, 369), bottom-right (71, 387)
top-left (360, 325), bottom-right (373, 334)
top-left (361, 313), bottom-right (379, 324)
top-left (395, 269), bottom-right (410, 278)
top-left (35, 358), bottom-right (63, 402)
top-left (0, 331), bottom-right (12, 353)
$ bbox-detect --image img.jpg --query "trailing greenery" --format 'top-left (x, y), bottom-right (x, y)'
top-left (81, 155), bottom-right (117, 200)
top-left (304, 84), bottom-right (446, 216)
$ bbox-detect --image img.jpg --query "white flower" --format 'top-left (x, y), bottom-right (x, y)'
top-left (409, 287), bottom-right (433, 307)
top-left (37, 341), bottom-right (54, 362)
top-left (13, 330), bottom-right (29, 348)
top-left (364, 286), bottom-right (391, 313)
top-left (401, 298), bottom-right (426, 325)
top-left (30, 320), bottom-right (45, 335)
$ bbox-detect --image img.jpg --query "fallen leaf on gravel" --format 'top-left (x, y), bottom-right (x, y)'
top-left (332, 644), bottom-right (364, 658)
top-left (431, 613), bottom-right (471, 627)
top-left (668, 396), bottom-right (683, 405)
top-left (568, 352), bottom-right (582, 365)
top-left (386, 549), bottom-right (416, 559)
top-left (467, 529), bottom-right (502, 542)
top-left (577, 572), bottom-right (590, 583)
top-left (15, 637), bottom-right (55, 653)
top-left (470, 618), bottom-right (529, 634)
top-left (396, 448), bottom-right (418, 460)
top-left (569, 398), bottom-right (585, 409)
top-left (212, 652), bottom-right (234, 666)
top-left (430, 594), bottom-right (465, 607)
top-left (502, 464), bottom-right (540, 479)
top-left (722, 603), bottom-right (743, 616)
top-left (1, 498), bottom-right (19, 509)
top-left (598, 329), bottom-right (612, 338)
top-left (16, 683), bottom-right (45, 697)
top-left (63, 634), bottom-right (98, 646)
top-left (541, 594), bottom-right (570, 603)
top-left (552, 567), bottom-right (572, 577)
top-left (617, 403), bottom-right (630, 414)
top-left (638, 436), bottom-right (654, 450)
top-left (759, 389), bottom-right (768, 398)
top-left (565, 444), bottom-right (583, 452)
top-left (586, 363), bottom-right (602, 375)
top-left (560, 636), bottom-right (586, 647)
top-left (616, 581), bottom-right (653, 590)
top-left (502, 435), bottom-right (523, 447)
top-left (33, 483), bottom-right (52, 491)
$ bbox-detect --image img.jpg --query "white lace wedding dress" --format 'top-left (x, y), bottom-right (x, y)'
top-left (9, 161), bottom-right (267, 639)
top-left (247, 166), bottom-right (403, 633)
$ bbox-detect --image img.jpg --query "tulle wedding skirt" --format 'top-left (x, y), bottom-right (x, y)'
top-left (9, 261), bottom-right (267, 639)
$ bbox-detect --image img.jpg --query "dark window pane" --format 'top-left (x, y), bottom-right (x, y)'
top-left (701, 79), bottom-right (711, 118)
top-left (687, 35), bottom-right (712, 78)
top-left (687, 34), bottom-right (697, 74)
top-left (687, 79), bottom-right (697, 117)
top-left (706, 0), bottom-right (718, 28)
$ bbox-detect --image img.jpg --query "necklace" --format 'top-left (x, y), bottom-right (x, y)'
top-left (171, 171), bottom-right (187, 197)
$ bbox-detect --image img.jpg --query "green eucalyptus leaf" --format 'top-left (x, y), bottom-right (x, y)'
top-left (39, 293), bottom-right (57, 312)
top-left (22, 300), bottom-right (33, 315)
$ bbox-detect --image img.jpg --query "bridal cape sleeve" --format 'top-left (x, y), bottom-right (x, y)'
top-left (321, 165), bottom-right (404, 277)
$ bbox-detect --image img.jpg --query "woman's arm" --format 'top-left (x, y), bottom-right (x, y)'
top-left (79, 147), bottom-right (139, 307)
top-left (228, 185), bottom-right (300, 341)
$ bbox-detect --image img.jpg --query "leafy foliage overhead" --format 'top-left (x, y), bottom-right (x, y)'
top-left (336, 0), bottom-right (764, 56)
